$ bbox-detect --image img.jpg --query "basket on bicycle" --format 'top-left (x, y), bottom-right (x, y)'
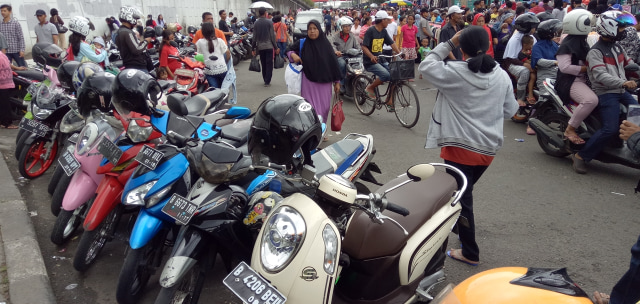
top-left (389, 59), bottom-right (415, 81)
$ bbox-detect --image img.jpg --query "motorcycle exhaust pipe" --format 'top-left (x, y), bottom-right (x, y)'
top-left (528, 118), bottom-right (566, 149)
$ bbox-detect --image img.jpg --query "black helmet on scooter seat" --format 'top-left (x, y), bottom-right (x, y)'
top-left (32, 43), bottom-right (65, 67)
top-left (57, 61), bottom-right (82, 91)
top-left (187, 25), bottom-right (197, 34)
top-left (76, 71), bottom-right (116, 117)
top-left (248, 94), bottom-right (322, 168)
top-left (537, 19), bottom-right (563, 40)
top-left (535, 12), bottom-right (554, 22)
top-left (514, 13), bottom-right (540, 33)
top-left (111, 69), bottom-right (162, 117)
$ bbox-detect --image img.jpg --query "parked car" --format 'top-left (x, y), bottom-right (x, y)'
top-left (293, 10), bottom-right (325, 39)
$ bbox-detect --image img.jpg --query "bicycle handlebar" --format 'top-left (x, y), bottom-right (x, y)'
top-left (378, 52), bottom-right (404, 58)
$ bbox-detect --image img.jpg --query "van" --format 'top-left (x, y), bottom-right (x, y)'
top-left (293, 10), bottom-right (325, 39)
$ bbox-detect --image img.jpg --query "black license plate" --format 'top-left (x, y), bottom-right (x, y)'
top-left (67, 133), bottom-right (79, 144)
top-left (134, 145), bottom-right (164, 170)
top-left (18, 117), bottom-right (50, 137)
top-left (224, 262), bottom-right (287, 304)
top-left (58, 150), bottom-right (80, 176)
top-left (96, 137), bottom-right (122, 165)
top-left (162, 194), bottom-right (198, 225)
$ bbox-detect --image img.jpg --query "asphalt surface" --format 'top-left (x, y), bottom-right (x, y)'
top-left (0, 59), bottom-right (639, 304)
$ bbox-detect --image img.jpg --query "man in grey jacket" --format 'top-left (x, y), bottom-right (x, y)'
top-left (252, 8), bottom-right (279, 87)
top-left (331, 17), bottom-right (359, 94)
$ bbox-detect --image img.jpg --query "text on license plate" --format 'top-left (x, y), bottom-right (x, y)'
top-left (223, 261), bottom-right (286, 304)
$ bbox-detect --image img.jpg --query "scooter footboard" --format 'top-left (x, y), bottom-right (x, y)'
top-left (159, 226), bottom-right (209, 288)
top-left (130, 209), bottom-right (167, 249)
top-left (62, 170), bottom-right (99, 211)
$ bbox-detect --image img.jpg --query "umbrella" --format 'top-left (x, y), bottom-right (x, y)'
top-left (249, 1), bottom-right (274, 9)
top-left (383, 0), bottom-right (413, 6)
top-left (369, 3), bottom-right (379, 7)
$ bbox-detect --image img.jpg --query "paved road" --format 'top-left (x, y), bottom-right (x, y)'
top-left (1, 60), bottom-right (639, 303)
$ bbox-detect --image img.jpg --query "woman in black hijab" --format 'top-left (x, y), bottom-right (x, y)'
top-left (287, 20), bottom-right (341, 130)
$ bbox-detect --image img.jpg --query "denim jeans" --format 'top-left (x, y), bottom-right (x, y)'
top-left (365, 61), bottom-right (390, 82)
top-left (610, 234), bottom-right (640, 304)
top-left (579, 92), bottom-right (638, 161)
top-left (444, 160), bottom-right (489, 262)
top-left (206, 72), bottom-right (226, 89)
top-left (6, 53), bottom-right (26, 67)
top-left (337, 57), bottom-right (347, 86)
top-left (276, 41), bottom-right (287, 58)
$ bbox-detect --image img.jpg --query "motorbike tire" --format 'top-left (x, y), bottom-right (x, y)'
top-left (73, 204), bottom-right (122, 272)
top-left (511, 106), bottom-right (530, 123)
top-left (116, 233), bottom-right (165, 304)
top-left (14, 130), bottom-right (31, 160)
top-left (50, 203), bottom-right (88, 245)
top-left (48, 164), bottom-right (65, 195)
top-left (15, 127), bottom-right (26, 145)
top-left (153, 252), bottom-right (214, 304)
top-left (18, 137), bottom-right (58, 179)
top-left (50, 172), bottom-right (72, 216)
top-left (232, 53), bottom-right (240, 66)
top-left (536, 112), bottom-right (572, 158)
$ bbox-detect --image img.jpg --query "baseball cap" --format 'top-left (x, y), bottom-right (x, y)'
top-left (374, 10), bottom-right (393, 20)
top-left (447, 5), bottom-right (464, 15)
top-left (433, 9), bottom-right (441, 14)
top-left (35, 9), bottom-right (46, 16)
top-left (611, 3), bottom-right (622, 10)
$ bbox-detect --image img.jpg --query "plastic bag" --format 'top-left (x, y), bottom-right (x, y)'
top-left (284, 63), bottom-right (303, 94)
top-left (331, 95), bottom-right (344, 131)
top-left (274, 55), bottom-right (284, 69)
top-left (249, 56), bottom-right (261, 72)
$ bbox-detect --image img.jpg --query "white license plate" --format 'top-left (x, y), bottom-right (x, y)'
top-left (224, 262), bottom-right (287, 304)
top-left (347, 57), bottom-right (361, 63)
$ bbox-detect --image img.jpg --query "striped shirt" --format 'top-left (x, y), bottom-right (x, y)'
top-left (0, 17), bottom-right (25, 53)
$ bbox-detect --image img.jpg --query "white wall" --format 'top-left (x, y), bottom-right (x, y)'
top-left (5, 0), bottom-right (256, 56)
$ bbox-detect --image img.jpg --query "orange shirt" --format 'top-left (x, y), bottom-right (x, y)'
top-left (193, 28), bottom-right (227, 44)
top-left (440, 146), bottom-right (494, 166)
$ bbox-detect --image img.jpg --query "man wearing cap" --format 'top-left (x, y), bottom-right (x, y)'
top-left (419, 8), bottom-right (434, 43)
top-left (34, 9), bottom-right (58, 45)
top-left (439, 6), bottom-right (464, 61)
top-left (361, 10), bottom-right (401, 108)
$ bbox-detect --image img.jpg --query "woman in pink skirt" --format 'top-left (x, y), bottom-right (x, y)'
top-left (399, 14), bottom-right (419, 81)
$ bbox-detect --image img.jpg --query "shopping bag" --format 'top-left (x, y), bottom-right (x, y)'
top-left (331, 95), bottom-right (345, 131)
top-left (274, 55), bottom-right (285, 69)
top-left (249, 56), bottom-right (261, 72)
top-left (284, 63), bottom-right (303, 94)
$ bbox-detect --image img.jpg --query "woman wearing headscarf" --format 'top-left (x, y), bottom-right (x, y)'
top-left (287, 20), bottom-right (341, 131)
top-left (472, 13), bottom-right (497, 58)
top-left (493, 12), bottom-right (514, 63)
top-left (419, 26), bottom-right (519, 267)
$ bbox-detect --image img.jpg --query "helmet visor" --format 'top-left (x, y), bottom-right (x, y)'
top-left (617, 13), bottom-right (637, 27)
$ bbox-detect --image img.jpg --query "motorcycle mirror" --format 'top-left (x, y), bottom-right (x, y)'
top-left (167, 95), bottom-right (189, 117)
top-left (625, 63), bottom-right (640, 72)
top-left (406, 164), bottom-right (435, 182)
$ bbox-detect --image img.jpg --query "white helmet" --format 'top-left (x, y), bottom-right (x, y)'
top-left (119, 6), bottom-right (142, 24)
top-left (68, 16), bottom-right (91, 37)
top-left (562, 9), bottom-right (594, 35)
top-left (596, 11), bottom-right (637, 40)
top-left (338, 16), bottom-right (353, 28)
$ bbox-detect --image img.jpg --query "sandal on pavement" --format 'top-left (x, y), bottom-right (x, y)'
top-left (564, 133), bottom-right (585, 145)
top-left (593, 291), bottom-right (610, 304)
top-left (2, 125), bottom-right (18, 129)
top-left (526, 126), bottom-right (535, 135)
top-left (385, 104), bottom-right (395, 112)
top-left (571, 153), bottom-right (587, 174)
top-left (446, 249), bottom-right (478, 266)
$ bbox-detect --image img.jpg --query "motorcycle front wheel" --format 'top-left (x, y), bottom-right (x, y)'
top-left (154, 252), bottom-right (215, 304)
top-left (18, 137), bottom-right (58, 178)
top-left (73, 204), bottom-right (122, 272)
top-left (116, 231), bottom-right (166, 304)
top-left (50, 202), bottom-right (88, 245)
top-left (50, 172), bottom-right (72, 216)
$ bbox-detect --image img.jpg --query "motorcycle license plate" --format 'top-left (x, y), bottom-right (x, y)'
top-left (134, 145), bottom-right (164, 170)
top-left (347, 57), bottom-right (361, 63)
top-left (224, 262), bottom-right (287, 304)
top-left (162, 193), bottom-right (198, 225)
top-left (96, 137), bottom-right (122, 165)
top-left (58, 149), bottom-right (80, 176)
top-left (18, 117), bottom-right (50, 137)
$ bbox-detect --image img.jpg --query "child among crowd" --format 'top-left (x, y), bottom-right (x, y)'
top-left (518, 35), bottom-right (537, 104)
top-left (418, 37), bottom-right (431, 79)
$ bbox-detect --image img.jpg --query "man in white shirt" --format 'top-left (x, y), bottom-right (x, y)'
top-left (382, 8), bottom-right (397, 63)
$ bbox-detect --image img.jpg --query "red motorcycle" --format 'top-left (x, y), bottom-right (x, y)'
top-left (170, 55), bottom-right (208, 95)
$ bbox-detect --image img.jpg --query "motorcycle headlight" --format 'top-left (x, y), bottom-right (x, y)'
top-left (31, 103), bottom-right (53, 120)
top-left (322, 224), bottom-right (338, 275)
top-left (127, 120), bottom-right (153, 143)
top-left (124, 180), bottom-right (157, 206)
top-left (76, 122), bottom-right (99, 156)
top-left (145, 184), bottom-right (173, 208)
top-left (260, 206), bottom-right (306, 272)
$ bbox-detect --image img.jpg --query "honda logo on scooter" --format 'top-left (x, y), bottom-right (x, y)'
top-left (300, 267), bottom-right (319, 281)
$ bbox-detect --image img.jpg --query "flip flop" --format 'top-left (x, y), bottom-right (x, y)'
top-left (564, 133), bottom-right (585, 145)
top-left (385, 104), bottom-right (395, 112)
top-left (593, 291), bottom-right (610, 304)
top-left (365, 89), bottom-right (376, 99)
top-left (526, 126), bottom-right (535, 135)
top-left (446, 249), bottom-right (478, 266)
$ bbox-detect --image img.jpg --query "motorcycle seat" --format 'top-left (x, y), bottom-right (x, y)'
top-left (219, 119), bottom-right (252, 147)
top-left (15, 69), bottom-right (46, 81)
top-left (342, 170), bottom-right (458, 260)
top-left (310, 139), bottom-right (363, 177)
top-left (183, 94), bottom-right (211, 116)
top-left (199, 89), bottom-right (227, 108)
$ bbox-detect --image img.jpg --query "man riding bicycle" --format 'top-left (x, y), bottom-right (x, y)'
top-left (361, 10), bottom-right (401, 110)
top-left (332, 16), bottom-right (359, 95)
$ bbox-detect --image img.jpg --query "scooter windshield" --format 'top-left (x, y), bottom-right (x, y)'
top-left (35, 85), bottom-right (66, 110)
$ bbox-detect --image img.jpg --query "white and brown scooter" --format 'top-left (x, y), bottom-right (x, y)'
top-left (224, 163), bottom-right (468, 304)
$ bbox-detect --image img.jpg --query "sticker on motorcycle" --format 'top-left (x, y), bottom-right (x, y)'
top-left (224, 262), bottom-right (287, 304)
top-left (162, 193), bottom-right (198, 225)
top-left (96, 137), bottom-right (122, 165)
top-left (58, 150), bottom-right (81, 176)
top-left (134, 145), bottom-right (164, 170)
top-left (18, 117), bottom-right (50, 137)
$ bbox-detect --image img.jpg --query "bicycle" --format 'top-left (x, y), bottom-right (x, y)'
top-left (352, 53), bottom-right (420, 128)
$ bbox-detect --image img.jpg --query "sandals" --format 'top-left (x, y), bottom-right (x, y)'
top-left (593, 291), bottom-right (610, 304)
top-left (446, 249), bottom-right (479, 266)
top-left (385, 104), bottom-right (395, 112)
top-left (564, 133), bottom-right (585, 145)
top-left (365, 89), bottom-right (376, 99)
top-left (526, 126), bottom-right (536, 135)
top-left (1, 125), bottom-right (18, 129)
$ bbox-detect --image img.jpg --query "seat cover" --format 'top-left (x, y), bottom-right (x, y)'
top-left (342, 170), bottom-right (457, 260)
top-left (310, 139), bottom-right (363, 177)
top-left (15, 69), bottom-right (46, 81)
top-left (199, 90), bottom-right (226, 107)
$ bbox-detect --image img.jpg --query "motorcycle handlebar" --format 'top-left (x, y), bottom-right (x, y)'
top-left (385, 201), bottom-right (410, 217)
top-left (167, 130), bottom-right (189, 147)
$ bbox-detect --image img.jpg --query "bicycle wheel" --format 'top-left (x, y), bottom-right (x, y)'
top-left (393, 83), bottom-right (420, 128)
top-left (352, 75), bottom-right (376, 116)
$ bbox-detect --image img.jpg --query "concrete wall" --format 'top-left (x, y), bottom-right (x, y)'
top-left (4, 0), bottom-right (263, 56)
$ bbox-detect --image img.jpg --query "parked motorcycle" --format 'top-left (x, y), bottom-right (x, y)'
top-left (336, 46), bottom-right (365, 98)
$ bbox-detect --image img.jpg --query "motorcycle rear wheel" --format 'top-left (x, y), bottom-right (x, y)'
top-left (536, 112), bottom-right (571, 158)
top-left (50, 203), bottom-right (88, 245)
top-left (18, 137), bottom-right (58, 179)
top-left (154, 252), bottom-right (215, 304)
top-left (73, 204), bottom-right (122, 272)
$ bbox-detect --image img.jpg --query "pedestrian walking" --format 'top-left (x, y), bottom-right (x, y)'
top-left (274, 15), bottom-right (289, 59)
top-left (218, 10), bottom-right (233, 42)
top-left (34, 9), bottom-right (58, 46)
top-left (252, 8), bottom-right (279, 86)
top-left (50, 8), bottom-right (66, 49)
top-left (419, 26), bottom-right (519, 267)
top-left (0, 4), bottom-right (25, 67)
